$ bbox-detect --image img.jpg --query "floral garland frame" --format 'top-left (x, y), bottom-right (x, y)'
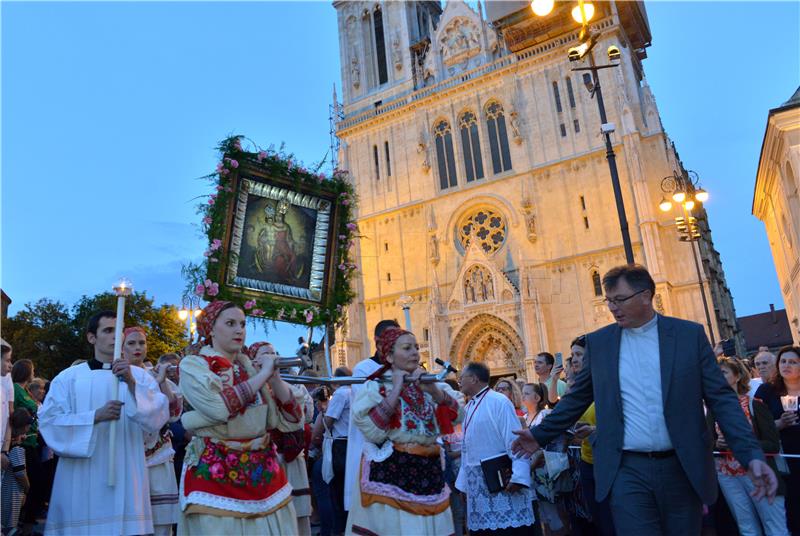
top-left (183, 136), bottom-right (358, 327)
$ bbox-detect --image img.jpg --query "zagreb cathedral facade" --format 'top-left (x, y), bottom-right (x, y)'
top-left (330, 0), bottom-right (740, 379)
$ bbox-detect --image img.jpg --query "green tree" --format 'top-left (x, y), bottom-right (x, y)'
top-left (2, 299), bottom-right (82, 379)
top-left (71, 291), bottom-right (187, 364)
top-left (3, 292), bottom-right (188, 380)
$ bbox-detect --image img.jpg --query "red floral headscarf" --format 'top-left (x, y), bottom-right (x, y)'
top-left (122, 326), bottom-right (146, 342)
top-left (196, 300), bottom-right (234, 343)
top-left (248, 341), bottom-right (272, 359)
top-left (376, 327), bottom-right (412, 365)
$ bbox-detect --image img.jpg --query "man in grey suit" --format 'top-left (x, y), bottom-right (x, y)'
top-left (512, 264), bottom-right (777, 535)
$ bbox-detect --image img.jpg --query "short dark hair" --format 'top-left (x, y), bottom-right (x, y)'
top-left (10, 408), bottom-right (33, 433)
top-left (334, 366), bottom-right (352, 377)
top-left (570, 335), bottom-right (586, 349)
top-left (11, 359), bottom-right (34, 384)
top-left (464, 361), bottom-right (490, 383)
top-left (602, 264), bottom-right (656, 297)
top-left (374, 319), bottom-right (401, 339)
top-left (537, 352), bottom-right (555, 367)
top-left (312, 386), bottom-right (330, 402)
top-left (87, 310), bottom-right (116, 336)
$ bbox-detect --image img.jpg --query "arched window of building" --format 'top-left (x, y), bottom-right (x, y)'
top-left (485, 100), bottom-right (513, 174)
top-left (591, 270), bottom-right (602, 296)
top-left (434, 119), bottom-right (458, 189)
top-left (372, 6), bottom-right (388, 85)
top-left (459, 110), bottom-right (484, 183)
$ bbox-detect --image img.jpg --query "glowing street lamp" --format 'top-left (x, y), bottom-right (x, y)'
top-left (571, 2), bottom-right (595, 24)
top-left (530, 0), bottom-right (554, 17)
top-left (178, 301), bottom-right (202, 342)
top-left (659, 171), bottom-right (715, 342)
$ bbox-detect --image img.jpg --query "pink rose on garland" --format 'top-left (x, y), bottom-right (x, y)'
top-left (257, 151), bottom-right (267, 162)
top-left (194, 283), bottom-right (206, 297)
top-left (341, 198), bottom-right (350, 206)
top-left (216, 163), bottom-right (224, 173)
top-left (346, 223), bottom-right (358, 231)
top-left (210, 239), bottom-right (222, 251)
top-left (230, 159), bottom-right (239, 169)
top-left (244, 300), bottom-right (256, 310)
top-left (208, 197), bottom-right (215, 206)
top-left (203, 279), bottom-right (220, 296)
top-left (305, 310), bottom-right (314, 323)
top-left (202, 216), bottom-right (212, 225)
top-left (252, 309), bottom-right (264, 316)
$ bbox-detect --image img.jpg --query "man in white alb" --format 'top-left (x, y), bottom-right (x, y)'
top-left (39, 310), bottom-right (169, 535)
top-left (343, 319), bottom-right (399, 512)
top-left (457, 361), bottom-right (534, 535)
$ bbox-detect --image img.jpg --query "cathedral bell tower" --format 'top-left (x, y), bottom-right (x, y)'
top-left (334, 1), bottom-right (442, 109)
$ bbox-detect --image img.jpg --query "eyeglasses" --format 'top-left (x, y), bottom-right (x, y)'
top-left (603, 288), bottom-right (647, 306)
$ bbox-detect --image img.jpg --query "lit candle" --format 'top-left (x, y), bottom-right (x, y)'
top-left (108, 278), bottom-right (133, 486)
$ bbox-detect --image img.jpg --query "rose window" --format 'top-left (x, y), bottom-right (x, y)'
top-left (457, 208), bottom-right (507, 254)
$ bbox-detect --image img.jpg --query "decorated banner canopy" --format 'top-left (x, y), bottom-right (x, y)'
top-left (184, 136), bottom-right (358, 327)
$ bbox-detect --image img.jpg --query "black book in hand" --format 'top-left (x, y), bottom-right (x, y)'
top-left (480, 453), bottom-right (513, 493)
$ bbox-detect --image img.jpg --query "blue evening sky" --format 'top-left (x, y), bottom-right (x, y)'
top-left (2, 1), bottom-right (798, 357)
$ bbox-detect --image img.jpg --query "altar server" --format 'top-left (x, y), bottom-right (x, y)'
top-left (39, 310), bottom-right (170, 535)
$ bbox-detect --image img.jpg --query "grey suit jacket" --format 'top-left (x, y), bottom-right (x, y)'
top-left (531, 314), bottom-right (764, 504)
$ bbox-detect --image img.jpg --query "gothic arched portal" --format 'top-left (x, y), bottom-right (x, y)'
top-left (449, 314), bottom-right (524, 377)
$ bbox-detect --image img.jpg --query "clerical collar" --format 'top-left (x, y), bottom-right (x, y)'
top-left (87, 358), bottom-right (112, 371)
top-left (625, 313), bottom-right (658, 335)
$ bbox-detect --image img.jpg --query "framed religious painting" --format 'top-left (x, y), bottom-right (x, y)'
top-left (190, 136), bottom-right (357, 327)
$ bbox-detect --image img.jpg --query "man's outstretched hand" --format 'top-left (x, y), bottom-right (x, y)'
top-left (511, 429), bottom-right (541, 458)
top-left (748, 459), bottom-right (778, 503)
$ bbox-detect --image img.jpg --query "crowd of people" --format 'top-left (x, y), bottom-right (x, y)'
top-left (0, 263), bottom-right (798, 535)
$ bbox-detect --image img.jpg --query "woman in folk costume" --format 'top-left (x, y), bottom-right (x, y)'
top-left (177, 301), bottom-right (304, 536)
top-left (346, 327), bottom-right (463, 536)
top-left (122, 327), bottom-right (182, 535)
top-left (249, 341), bottom-right (314, 536)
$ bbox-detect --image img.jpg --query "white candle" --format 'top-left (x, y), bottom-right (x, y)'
top-left (108, 279), bottom-right (132, 487)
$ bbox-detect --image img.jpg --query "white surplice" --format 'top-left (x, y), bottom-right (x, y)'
top-left (39, 362), bottom-right (169, 536)
top-left (343, 357), bottom-right (381, 511)
top-left (455, 388), bottom-right (534, 532)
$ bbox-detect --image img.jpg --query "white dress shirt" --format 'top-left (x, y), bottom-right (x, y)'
top-left (343, 357), bottom-right (381, 511)
top-left (325, 385), bottom-right (351, 438)
top-left (619, 314), bottom-right (674, 452)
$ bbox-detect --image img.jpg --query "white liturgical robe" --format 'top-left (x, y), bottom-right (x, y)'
top-left (456, 387), bottom-right (534, 531)
top-left (39, 362), bottom-right (169, 536)
top-left (343, 357), bottom-right (381, 511)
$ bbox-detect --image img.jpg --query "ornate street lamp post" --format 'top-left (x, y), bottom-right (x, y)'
top-left (531, 0), bottom-right (635, 264)
top-left (659, 170), bottom-right (714, 342)
top-left (178, 298), bottom-right (203, 343)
